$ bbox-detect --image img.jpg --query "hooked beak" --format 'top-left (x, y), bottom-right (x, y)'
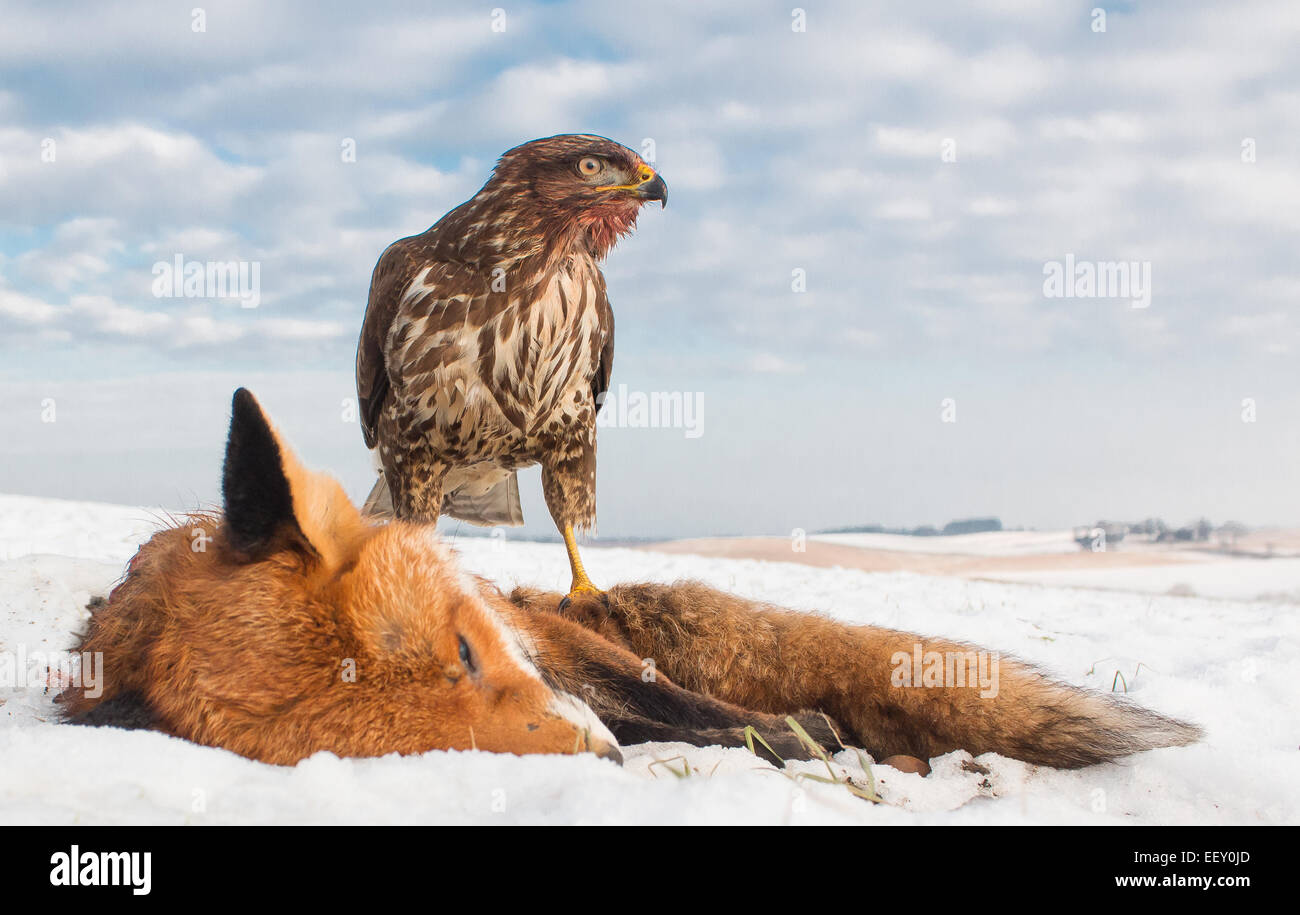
top-left (638, 173), bottom-right (668, 208)
top-left (600, 165), bottom-right (667, 207)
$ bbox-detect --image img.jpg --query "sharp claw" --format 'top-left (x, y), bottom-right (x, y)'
top-left (560, 584), bottom-right (607, 608)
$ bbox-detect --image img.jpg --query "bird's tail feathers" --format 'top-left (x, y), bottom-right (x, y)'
top-left (442, 473), bottom-right (525, 527)
top-left (361, 472), bottom-right (394, 519)
top-left (360, 469), bottom-right (525, 527)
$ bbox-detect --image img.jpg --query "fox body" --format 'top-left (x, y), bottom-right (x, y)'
top-left (61, 389), bottom-right (1200, 770)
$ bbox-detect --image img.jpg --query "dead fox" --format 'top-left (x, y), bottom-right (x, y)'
top-left (60, 389), bottom-right (1201, 770)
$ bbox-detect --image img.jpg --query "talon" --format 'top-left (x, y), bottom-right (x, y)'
top-left (563, 581), bottom-right (606, 605)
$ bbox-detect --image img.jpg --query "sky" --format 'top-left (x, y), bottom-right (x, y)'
top-left (1, 0), bottom-right (1298, 540)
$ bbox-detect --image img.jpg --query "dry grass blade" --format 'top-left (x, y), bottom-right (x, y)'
top-left (817, 712), bottom-right (882, 800)
top-left (743, 725), bottom-right (783, 765)
top-left (647, 755), bottom-right (692, 779)
top-left (741, 720), bottom-right (882, 804)
top-left (784, 715), bottom-right (838, 782)
top-left (785, 716), bottom-right (882, 804)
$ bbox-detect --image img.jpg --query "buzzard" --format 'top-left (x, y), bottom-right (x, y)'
top-left (356, 135), bottom-right (667, 600)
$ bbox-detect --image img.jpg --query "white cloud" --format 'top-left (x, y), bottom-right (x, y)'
top-left (744, 353), bottom-right (805, 375)
top-left (0, 285), bottom-right (58, 325)
top-left (13, 218), bottom-right (125, 292)
top-left (471, 58), bottom-right (649, 138)
top-left (1037, 113), bottom-right (1146, 144)
top-left (874, 198), bottom-right (933, 221)
top-left (0, 124), bottom-right (263, 227)
top-left (967, 195), bottom-right (1018, 216)
top-left (0, 286), bottom-right (346, 349)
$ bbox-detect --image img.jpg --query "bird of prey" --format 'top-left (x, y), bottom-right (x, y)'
top-left (356, 135), bottom-right (667, 600)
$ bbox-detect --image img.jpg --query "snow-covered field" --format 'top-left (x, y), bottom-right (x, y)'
top-left (0, 493), bottom-right (1295, 825)
top-left (812, 529), bottom-right (1084, 556)
top-left (990, 558), bottom-right (1300, 603)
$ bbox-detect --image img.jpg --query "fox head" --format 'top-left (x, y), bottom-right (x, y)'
top-left (64, 388), bottom-right (620, 766)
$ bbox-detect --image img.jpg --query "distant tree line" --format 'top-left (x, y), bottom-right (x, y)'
top-left (819, 518), bottom-right (1003, 537)
top-left (1074, 518), bottom-right (1247, 549)
top-left (819, 516), bottom-right (1249, 548)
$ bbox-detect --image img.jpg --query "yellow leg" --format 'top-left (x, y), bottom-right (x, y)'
top-left (563, 524), bottom-right (604, 600)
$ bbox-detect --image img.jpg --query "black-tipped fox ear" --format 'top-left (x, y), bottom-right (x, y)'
top-left (221, 388), bottom-right (301, 560)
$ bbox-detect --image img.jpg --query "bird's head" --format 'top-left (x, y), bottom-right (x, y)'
top-left (485, 134), bottom-right (667, 259)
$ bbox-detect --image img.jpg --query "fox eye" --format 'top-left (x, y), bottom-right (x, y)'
top-left (577, 156), bottom-right (602, 176)
top-left (458, 636), bottom-right (476, 673)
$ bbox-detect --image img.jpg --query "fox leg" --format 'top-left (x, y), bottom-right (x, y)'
top-left (507, 601), bottom-right (841, 764)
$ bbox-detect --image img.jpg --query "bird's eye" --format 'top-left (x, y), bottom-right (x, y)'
top-left (458, 636), bottom-right (476, 673)
top-left (578, 156), bottom-right (602, 176)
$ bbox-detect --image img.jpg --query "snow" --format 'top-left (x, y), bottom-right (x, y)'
top-left (812, 529), bottom-right (1084, 556)
top-left (1, 493), bottom-right (1295, 825)
top-left (987, 557), bottom-right (1300, 602)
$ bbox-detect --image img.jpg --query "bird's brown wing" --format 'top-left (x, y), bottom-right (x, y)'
top-left (356, 241), bottom-right (416, 449)
top-left (360, 249), bottom-right (521, 448)
top-left (592, 281), bottom-right (615, 413)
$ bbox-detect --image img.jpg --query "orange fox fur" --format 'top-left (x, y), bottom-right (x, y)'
top-left (61, 389), bottom-right (1201, 770)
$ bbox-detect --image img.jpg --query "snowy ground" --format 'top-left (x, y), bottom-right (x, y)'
top-left (987, 557), bottom-right (1300, 602)
top-left (0, 493), bottom-right (1295, 825)
top-left (812, 529), bottom-right (1084, 556)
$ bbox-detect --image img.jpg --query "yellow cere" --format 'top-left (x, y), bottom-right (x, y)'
top-left (596, 165), bottom-right (657, 192)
